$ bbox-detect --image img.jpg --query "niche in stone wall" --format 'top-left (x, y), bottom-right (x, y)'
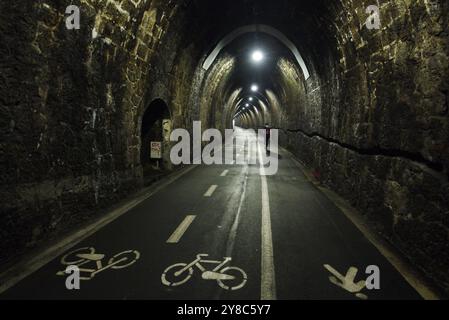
top-left (140, 99), bottom-right (172, 181)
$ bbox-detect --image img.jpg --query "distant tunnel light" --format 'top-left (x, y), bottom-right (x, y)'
top-left (251, 85), bottom-right (259, 92)
top-left (249, 97), bottom-right (254, 101)
top-left (251, 50), bottom-right (264, 63)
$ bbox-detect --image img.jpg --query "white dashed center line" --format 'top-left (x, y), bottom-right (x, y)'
top-left (204, 185), bottom-right (218, 197)
top-left (166, 215), bottom-right (196, 244)
top-left (220, 170), bottom-right (229, 177)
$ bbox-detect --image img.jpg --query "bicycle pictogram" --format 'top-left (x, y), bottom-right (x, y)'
top-left (162, 254), bottom-right (247, 291)
top-left (56, 247), bottom-right (140, 280)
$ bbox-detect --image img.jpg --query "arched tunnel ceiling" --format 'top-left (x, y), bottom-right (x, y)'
top-left (202, 24), bottom-right (310, 79)
top-left (198, 31), bottom-right (305, 129)
top-left (1, 0), bottom-right (448, 299)
top-left (182, 0), bottom-right (339, 130)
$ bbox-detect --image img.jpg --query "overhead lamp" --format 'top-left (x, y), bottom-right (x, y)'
top-left (251, 50), bottom-right (264, 63)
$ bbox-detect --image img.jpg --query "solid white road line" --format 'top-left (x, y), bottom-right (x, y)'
top-left (166, 215), bottom-right (196, 244)
top-left (220, 170), bottom-right (229, 177)
top-left (204, 185), bottom-right (218, 197)
top-left (258, 143), bottom-right (276, 300)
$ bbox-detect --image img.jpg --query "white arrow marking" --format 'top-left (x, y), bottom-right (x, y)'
top-left (324, 264), bottom-right (366, 294)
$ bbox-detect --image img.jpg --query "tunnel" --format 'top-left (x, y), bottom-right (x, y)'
top-left (0, 0), bottom-right (448, 301)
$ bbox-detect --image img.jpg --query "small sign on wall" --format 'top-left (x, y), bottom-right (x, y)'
top-left (150, 141), bottom-right (162, 159)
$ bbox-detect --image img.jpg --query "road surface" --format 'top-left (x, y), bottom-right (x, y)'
top-left (0, 129), bottom-right (421, 300)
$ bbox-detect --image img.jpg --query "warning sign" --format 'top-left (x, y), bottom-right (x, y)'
top-left (151, 141), bottom-right (162, 159)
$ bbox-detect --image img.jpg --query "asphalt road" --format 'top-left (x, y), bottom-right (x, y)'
top-left (0, 129), bottom-right (422, 300)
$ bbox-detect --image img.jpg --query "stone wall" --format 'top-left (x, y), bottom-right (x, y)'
top-left (1, 0), bottom-right (448, 295)
top-left (0, 0), bottom-right (204, 264)
top-left (281, 0), bottom-right (449, 293)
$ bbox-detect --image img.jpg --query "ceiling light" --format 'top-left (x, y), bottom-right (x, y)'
top-left (251, 50), bottom-right (264, 63)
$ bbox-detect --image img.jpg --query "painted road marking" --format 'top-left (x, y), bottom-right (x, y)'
top-left (258, 142), bottom-right (276, 300)
top-left (220, 170), bottom-right (229, 177)
top-left (161, 254), bottom-right (247, 291)
top-left (284, 148), bottom-right (441, 300)
top-left (166, 215), bottom-right (196, 244)
top-left (0, 164), bottom-right (199, 295)
top-left (324, 264), bottom-right (367, 299)
top-left (204, 185), bottom-right (218, 197)
top-left (57, 247), bottom-right (140, 280)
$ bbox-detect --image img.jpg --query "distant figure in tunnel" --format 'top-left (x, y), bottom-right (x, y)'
top-left (264, 123), bottom-right (271, 154)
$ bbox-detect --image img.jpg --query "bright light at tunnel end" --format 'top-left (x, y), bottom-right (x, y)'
top-left (169, 122), bottom-right (279, 176)
top-left (251, 85), bottom-right (259, 92)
